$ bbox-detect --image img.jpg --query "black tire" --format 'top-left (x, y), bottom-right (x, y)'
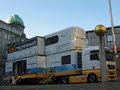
top-left (53, 77), bottom-right (61, 84)
top-left (87, 74), bottom-right (97, 83)
top-left (62, 76), bottom-right (69, 84)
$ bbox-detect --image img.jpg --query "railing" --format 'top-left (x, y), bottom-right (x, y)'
top-left (39, 73), bottom-right (54, 85)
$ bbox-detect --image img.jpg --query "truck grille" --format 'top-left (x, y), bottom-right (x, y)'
top-left (109, 73), bottom-right (114, 75)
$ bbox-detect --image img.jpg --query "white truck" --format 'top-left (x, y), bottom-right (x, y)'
top-left (4, 27), bottom-right (117, 84)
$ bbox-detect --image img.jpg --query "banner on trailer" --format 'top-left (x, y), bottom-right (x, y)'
top-left (8, 38), bottom-right (37, 53)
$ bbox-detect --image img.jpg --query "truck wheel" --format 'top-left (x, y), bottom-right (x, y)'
top-left (53, 77), bottom-right (61, 84)
top-left (87, 74), bottom-right (97, 83)
top-left (62, 76), bottom-right (69, 84)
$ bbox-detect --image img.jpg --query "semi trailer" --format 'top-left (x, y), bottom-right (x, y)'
top-left (4, 27), bottom-right (117, 85)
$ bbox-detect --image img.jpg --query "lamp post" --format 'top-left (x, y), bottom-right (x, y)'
top-left (108, 0), bottom-right (117, 54)
top-left (94, 25), bottom-right (108, 82)
top-left (108, 0), bottom-right (118, 77)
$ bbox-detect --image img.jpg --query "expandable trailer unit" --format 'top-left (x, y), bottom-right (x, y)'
top-left (5, 36), bottom-right (46, 76)
top-left (4, 27), bottom-right (117, 85)
top-left (7, 36), bottom-right (45, 62)
top-left (45, 27), bottom-right (86, 55)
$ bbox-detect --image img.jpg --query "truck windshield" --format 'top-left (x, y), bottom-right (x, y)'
top-left (106, 51), bottom-right (114, 61)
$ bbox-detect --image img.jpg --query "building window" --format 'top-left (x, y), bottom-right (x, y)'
top-left (0, 23), bottom-right (3, 28)
top-left (5, 34), bottom-right (7, 39)
top-left (3, 24), bottom-right (6, 29)
top-left (15, 30), bottom-right (17, 34)
top-left (6, 26), bottom-right (11, 31)
top-left (0, 32), bottom-right (1, 37)
top-left (8, 35), bottom-right (11, 40)
top-left (16, 30), bottom-right (18, 34)
top-left (19, 32), bottom-right (22, 35)
top-left (16, 38), bottom-right (19, 42)
top-left (86, 38), bottom-right (89, 45)
top-left (45, 35), bottom-right (59, 46)
top-left (13, 38), bottom-right (19, 43)
top-left (61, 55), bottom-right (71, 65)
top-left (13, 38), bottom-right (16, 43)
top-left (12, 28), bottom-right (16, 34)
top-left (90, 50), bottom-right (99, 60)
top-left (4, 33), bottom-right (11, 40)
top-left (106, 34), bottom-right (113, 46)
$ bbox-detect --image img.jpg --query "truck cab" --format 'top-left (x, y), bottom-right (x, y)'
top-left (80, 46), bottom-right (116, 82)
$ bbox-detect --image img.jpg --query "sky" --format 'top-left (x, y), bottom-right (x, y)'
top-left (0, 0), bottom-right (120, 38)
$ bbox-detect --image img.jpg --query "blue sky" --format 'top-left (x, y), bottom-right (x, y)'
top-left (0, 0), bottom-right (120, 38)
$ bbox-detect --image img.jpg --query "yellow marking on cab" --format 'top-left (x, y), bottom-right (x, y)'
top-left (69, 75), bottom-right (87, 83)
top-left (75, 46), bottom-right (83, 50)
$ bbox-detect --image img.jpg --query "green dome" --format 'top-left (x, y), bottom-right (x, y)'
top-left (6, 14), bottom-right (24, 26)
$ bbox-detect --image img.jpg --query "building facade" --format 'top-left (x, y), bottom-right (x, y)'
top-left (86, 26), bottom-right (120, 48)
top-left (0, 14), bottom-right (26, 85)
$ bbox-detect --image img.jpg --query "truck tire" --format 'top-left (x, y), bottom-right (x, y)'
top-left (53, 77), bottom-right (61, 84)
top-left (62, 76), bottom-right (69, 84)
top-left (87, 73), bottom-right (97, 83)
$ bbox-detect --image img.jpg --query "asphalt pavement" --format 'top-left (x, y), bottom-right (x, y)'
top-left (1, 81), bottom-right (120, 90)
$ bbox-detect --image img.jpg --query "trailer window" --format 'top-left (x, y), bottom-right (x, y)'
top-left (90, 50), bottom-right (99, 61)
top-left (45, 35), bottom-right (59, 46)
top-left (61, 55), bottom-right (71, 65)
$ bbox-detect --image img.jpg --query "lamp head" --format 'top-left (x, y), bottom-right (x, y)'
top-left (94, 25), bottom-right (106, 36)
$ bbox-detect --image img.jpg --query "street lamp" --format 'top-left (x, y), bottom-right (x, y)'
top-left (95, 25), bottom-right (108, 82)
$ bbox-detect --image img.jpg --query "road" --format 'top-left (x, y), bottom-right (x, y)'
top-left (1, 81), bottom-right (120, 90)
